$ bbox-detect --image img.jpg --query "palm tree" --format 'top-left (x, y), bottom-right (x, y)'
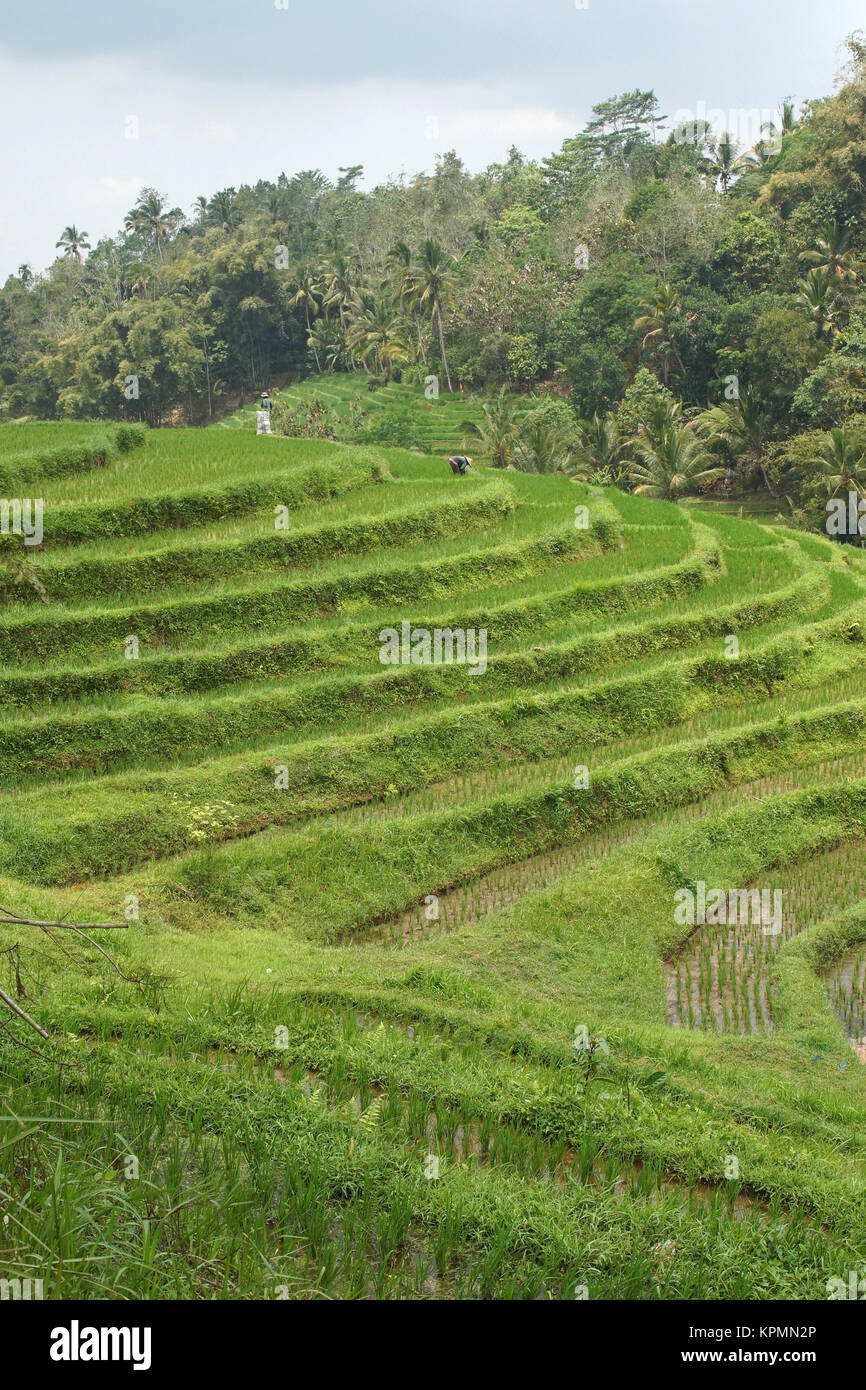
top-left (318, 251), bottom-right (359, 366)
top-left (191, 196), bottom-right (209, 223)
top-left (760, 100), bottom-right (797, 157)
top-left (696, 386), bottom-right (776, 495)
top-left (705, 133), bottom-right (752, 192)
top-left (387, 241), bottom-right (426, 368)
top-left (318, 252), bottom-right (356, 329)
top-left (629, 426), bottom-right (725, 502)
top-left (461, 386), bottom-right (522, 468)
top-left (513, 417), bottom-right (574, 474)
top-left (566, 413), bottom-right (628, 484)
top-left (266, 191), bottom-right (288, 231)
top-left (798, 267), bottom-right (839, 341)
top-left (306, 316), bottom-right (343, 373)
top-left (416, 239), bottom-right (455, 393)
top-left (800, 222), bottom-right (864, 289)
top-left (810, 428), bottom-right (866, 499)
top-left (124, 190), bottom-right (182, 260)
top-left (348, 300), bottom-right (411, 380)
top-left (55, 226), bottom-right (91, 262)
top-left (635, 284), bottom-right (686, 388)
top-left (207, 189), bottom-right (241, 233)
top-left (126, 263), bottom-right (154, 301)
top-left (290, 267), bottom-right (322, 371)
top-left (17, 264), bottom-right (33, 287)
top-left (639, 396), bottom-right (684, 446)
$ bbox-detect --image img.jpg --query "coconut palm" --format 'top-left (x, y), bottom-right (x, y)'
top-left (629, 426), bottom-right (725, 501)
top-left (513, 417), bottom-right (574, 475)
top-left (705, 133), bottom-right (752, 193)
top-left (565, 413), bottom-right (627, 483)
top-left (124, 190), bottom-right (182, 260)
top-left (635, 284), bottom-right (686, 388)
top-left (461, 386), bottom-right (522, 468)
top-left (798, 267), bottom-right (839, 341)
top-left (387, 241), bottom-right (426, 367)
top-left (266, 191), bottom-right (288, 231)
top-left (127, 263), bottom-right (154, 301)
top-left (799, 222), bottom-right (864, 289)
top-left (348, 300), bottom-right (411, 380)
top-left (416, 239), bottom-right (455, 393)
top-left (759, 100), bottom-right (797, 157)
top-left (306, 316), bottom-right (344, 373)
top-left (208, 189), bottom-right (241, 233)
top-left (55, 226), bottom-right (91, 262)
top-left (695, 386), bottom-right (777, 495)
top-left (810, 428), bottom-right (866, 498)
top-left (638, 396), bottom-right (684, 446)
top-left (318, 251), bottom-right (360, 366)
top-left (290, 267), bottom-right (322, 371)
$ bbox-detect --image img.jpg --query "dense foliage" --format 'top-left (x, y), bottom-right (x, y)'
top-left (2, 35), bottom-right (866, 527)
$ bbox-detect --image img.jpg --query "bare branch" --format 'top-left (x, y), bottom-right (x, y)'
top-left (0, 905), bottom-right (127, 930)
top-left (0, 980), bottom-right (49, 1038)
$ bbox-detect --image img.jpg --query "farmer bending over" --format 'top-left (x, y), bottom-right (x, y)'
top-left (448, 454), bottom-right (473, 475)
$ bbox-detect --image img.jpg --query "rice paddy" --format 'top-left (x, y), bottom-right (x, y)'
top-left (1, 418), bottom-right (865, 1302)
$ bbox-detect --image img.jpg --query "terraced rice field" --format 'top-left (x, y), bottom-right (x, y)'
top-left (2, 419), bottom-right (866, 1301)
top-left (214, 372), bottom-right (521, 454)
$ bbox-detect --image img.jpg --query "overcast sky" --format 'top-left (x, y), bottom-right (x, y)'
top-left (1, 0), bottom-right (863, 280)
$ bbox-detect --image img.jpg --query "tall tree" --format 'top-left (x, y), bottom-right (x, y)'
top-left (347, 300), bottom-right (410, 380)
top-left (387, 241), bottom-right (427, 370)
top-left (290, 267), bottom-right (322, 372)
top-left (705, 133), bottom-right (752, 192)
top-left (800, 222), bottom-right (864, 289)
top-left (416, 239), bottom-right (455, 393)
top-left (55, 226), bottom-right (91, 262)
top-left (124, 190), bottom-right (182, 260)
top-left (635, 284), bottom-right (687, 387)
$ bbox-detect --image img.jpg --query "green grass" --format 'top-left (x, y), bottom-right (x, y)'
top-left (2, 423), bottom-right (866, 1302)
top-left (211, 372), bottom-right (514, 457)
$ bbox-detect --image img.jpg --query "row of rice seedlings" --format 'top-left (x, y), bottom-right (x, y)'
top-left (669, 840), bottom-right (866, 1033)
top-left (362, 754), bottom-right (866, 948)
top-left (61, 1003), bottom-right (827, 1296)
top-left (669, 921), bottom-right (777, 1033)
top-left (828, 945), bottom-right (866, 1047)
top-left (600, 663), bottom-right (866, 767)
top-left (337, 736), bottom-right (866, 835)
top-left (200, 1033), bottom-right (762, 1231)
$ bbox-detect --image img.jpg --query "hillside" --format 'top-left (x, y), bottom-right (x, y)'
top-left (213, 373), bottom-right (497, 456)
top-left (2, 418), bottom-right (866, 1299)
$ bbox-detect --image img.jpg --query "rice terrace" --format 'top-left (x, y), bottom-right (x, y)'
top-left (2, 2), bottom-right (866, 1332)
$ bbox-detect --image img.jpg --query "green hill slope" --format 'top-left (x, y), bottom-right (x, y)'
top-left (2, 419), bottom-right (866, 1300)
top-left (212, 371), bottom-right (526, 456)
